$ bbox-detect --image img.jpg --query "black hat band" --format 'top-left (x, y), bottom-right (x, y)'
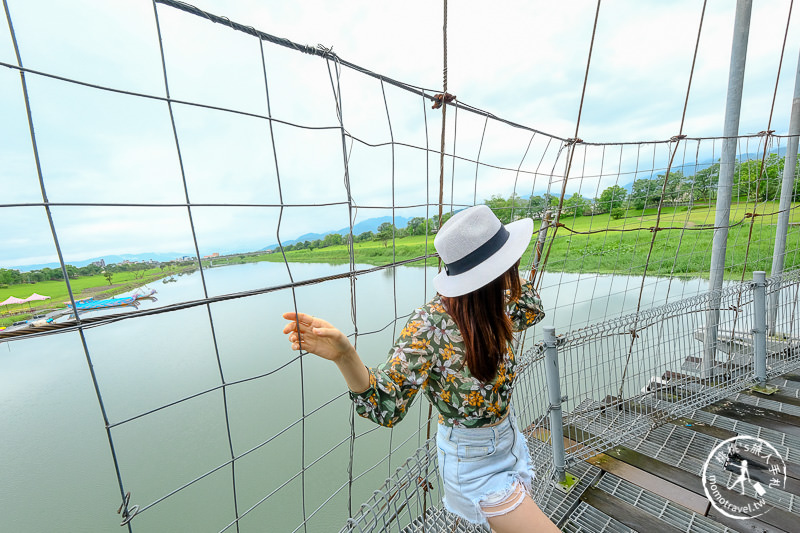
top-left (443, 226), bottom-right (510, 276)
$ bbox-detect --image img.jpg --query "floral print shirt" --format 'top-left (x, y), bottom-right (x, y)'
top-left (349, 280), bottom-right (544, 428)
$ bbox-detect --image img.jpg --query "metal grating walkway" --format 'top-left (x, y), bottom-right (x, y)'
top-left (530, 372), bottom-right (800, 532)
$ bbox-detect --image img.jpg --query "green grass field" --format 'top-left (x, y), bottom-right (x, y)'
top-left (258, 202), bottom-right (800, 277)
top-left (542, 202), bottom-right (800, 277)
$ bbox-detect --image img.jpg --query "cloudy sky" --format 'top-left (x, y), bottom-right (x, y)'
top-left (1, 0), bottom-right (798, 268)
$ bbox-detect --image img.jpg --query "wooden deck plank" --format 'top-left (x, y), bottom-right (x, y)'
top-left (780, 372), bottom-right (800, 383)
top-left (670, 416), bottom-right (738, 441)
top-left (742, 388), bottom-right (800, 409)
top-left (725, 451), bottom-right (800, 496)
top-left (663, 414), bottom-right (800, 485)
top-left (636, 407), bottom-right (800, 493)
top-left (767, 377), bottom-right (800, 393)
top-left (584, 452), bottom-right (710, 515)
top-left (609, 443), bottom-right (799, 531)
top-left (580, 486), bottom-right (685, 533)
top-left (535, 373), bottom-right (800, 532)
top-left (706, 506), bottom-right (790, 533)
top-left (617, 397), bottom-right (737, 441)
top-left (602, 443), bottom-right (706, 496)
top-left (703, 400), bottom-right (800, 437)
top-left (532, 427), bottom-right (710, 515)
top-left (561, 422), bottom-right (800, 533)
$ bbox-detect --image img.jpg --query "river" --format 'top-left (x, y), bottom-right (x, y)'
top-left (0, 261), bottom-right (717, 532)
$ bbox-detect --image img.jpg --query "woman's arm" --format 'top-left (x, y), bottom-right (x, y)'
top-left (282, 312), bottom-right (370, 393)
top-left (284, 309), bottom-right (436, 428)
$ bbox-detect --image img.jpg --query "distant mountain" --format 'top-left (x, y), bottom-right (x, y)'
top-left (260, 215), bottom-right (411, 251)
top-left (15, 252), bottom-right (193, 272)
top-left (10, 216), bottom-right (417, 271)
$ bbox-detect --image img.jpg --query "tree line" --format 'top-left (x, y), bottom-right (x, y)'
top-left (278, 214), bottom-right (454, 252)
top-left (487, 154), bottom-right (800, 222)
top-left (0, 261), bottom-right (169, 288)
top-left (279, 155), bottom-right (800, 252)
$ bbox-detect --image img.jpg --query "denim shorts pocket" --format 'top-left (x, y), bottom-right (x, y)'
top-left (457, 441), bottom-right (496, 461)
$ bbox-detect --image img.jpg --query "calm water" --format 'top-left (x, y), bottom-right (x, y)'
top-left (0, 262), bottom-right (715, 532)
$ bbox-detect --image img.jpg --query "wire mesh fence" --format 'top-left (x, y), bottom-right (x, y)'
top-left (1, 1), bottom-right (800, 533)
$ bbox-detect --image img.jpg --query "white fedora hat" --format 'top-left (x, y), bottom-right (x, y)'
top-left (433, 205), bottom-right (533, 297)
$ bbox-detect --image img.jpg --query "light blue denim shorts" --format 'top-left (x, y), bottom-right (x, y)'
top-left (436, 411), bottom-right (535, 525)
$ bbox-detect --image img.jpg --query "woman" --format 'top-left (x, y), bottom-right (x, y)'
top-left (282, 205), bottom-right (559, 532)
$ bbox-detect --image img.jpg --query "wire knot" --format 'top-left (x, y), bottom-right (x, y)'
top-left (744, 212), bottom-right (760, 219)
top-left (565, 137), bottom-right (583, 146)
top-left (417, 476), bottom-right (434, 492)
top-left (756, 130), bottom-right (775, 137)
top-left (316, 44), bottom-right (338, 58)
top-left (630, 329), bottom-right (639, 339)
top-left (554, 222), bottom-right (566, 229)
top-left (648, 226), bottom-right (663, 233)
top-left (432, 93), bottom-right (456, 109)
top-left (117, 492), bottom-right (139, 526)
top-left (670, 134), bottom-right (687, 142)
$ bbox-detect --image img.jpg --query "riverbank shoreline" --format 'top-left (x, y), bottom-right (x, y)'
top-left (0, 267), bottom-right (196, 327)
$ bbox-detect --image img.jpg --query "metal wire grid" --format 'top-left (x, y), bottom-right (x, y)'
top-left (1, 1), bottom-right (449, 530)
top-left (553, 269), bottom-right (800, 463)
top-left (620, 414), bottom-right (800, 515)
top-left (500, 268), bottom-right (800, 499)
top-left (766, 268), bottom-right (800, 375)
top-left (1, 1), bottom-right (566, 531)
top-left (531, 134), bottom-right (800, 334)
top-left (594, 473), bottom-right (736, 533)
top-left (2, 1), bottom-right (800, 532)
top-left (561, 502), bottom-right (636, 533)
top-left (339, 441), bottom-right (489, 533)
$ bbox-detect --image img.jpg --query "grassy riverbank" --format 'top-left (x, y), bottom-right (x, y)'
top-left (0, 267), bottom-right (194, 327)
top-left (258, 202), bottom-right (800, 277)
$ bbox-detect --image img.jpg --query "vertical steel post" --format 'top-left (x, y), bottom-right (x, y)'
top-left (533, 211), bottom-right (551, 274)
top-left (704, 0), bottom-right (753, 379)
top-left (543, 327), bottom-right (567, 484)
top-left (768, 49), bottom-right (800, 334)
top-left (753, 271), bottom-right (768, 384)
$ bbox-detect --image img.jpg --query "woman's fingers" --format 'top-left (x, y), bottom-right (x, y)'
top-left (281, 311), bottom-right (314, 325)
top-left (282, 313), bottom-right (336, 334)
top-left (281, 312), bottom-right (316, 334)
top-left (281, 312), bottom-right (348, 360)
top-left (311, 326), bottom-right (336, 338)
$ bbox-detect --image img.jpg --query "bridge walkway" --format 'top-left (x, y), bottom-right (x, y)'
top-left (399, 372), bottom-right (800, 532)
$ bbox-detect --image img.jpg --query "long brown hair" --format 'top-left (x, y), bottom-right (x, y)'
top-left (441, 262), bottom-right (522, 383)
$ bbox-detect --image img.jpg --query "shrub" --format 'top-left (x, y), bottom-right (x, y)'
top-left (610, 208), bottom-right (625, 220)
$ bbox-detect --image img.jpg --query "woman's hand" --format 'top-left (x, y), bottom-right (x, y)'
top-left (282, 312), bottom-right (356, 363)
